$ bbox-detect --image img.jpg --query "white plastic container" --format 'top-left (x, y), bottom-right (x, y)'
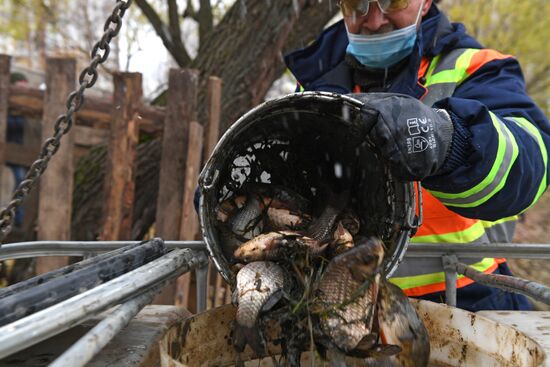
top-left (160, 300), bottom-right (546, 367)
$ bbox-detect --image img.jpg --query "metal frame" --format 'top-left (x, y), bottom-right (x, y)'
top-left (1, 240), bottom-right (550, 365)
top-left (0, 247), bottom-right (208, 363)
top-left (0, 240), bottom-right (206, 261)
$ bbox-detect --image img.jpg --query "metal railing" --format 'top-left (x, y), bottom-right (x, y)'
top-left (405, 242), bottom-right (550, 307)
top-left (0, 240), bottom-right (208, 366)
top-left (1, 240), bottom-right (550, 365)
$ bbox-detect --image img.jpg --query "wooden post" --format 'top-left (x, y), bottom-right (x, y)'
top-left (203, 76), bottom-right (222, 161)
top-left (202, 76), bottom-right (226, 309)
top-left (176, 121), bottom-right (204, 312)
top-left (20, 120), bottom-right (41, 240)
top-left (100, 73), bottom-right (142, 241)
top-left (152, 68), bottom-right (198, 304)
top-left (36, 58), bottom-right (76, 274)
top-left (0, 55), bottom-right (11, 196)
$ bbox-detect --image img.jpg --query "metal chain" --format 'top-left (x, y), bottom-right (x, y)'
top-left (0, 0), bottom-right (133, 244)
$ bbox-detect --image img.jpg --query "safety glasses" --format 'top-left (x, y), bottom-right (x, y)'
top-left (338, 0), bottom-right (410, 16)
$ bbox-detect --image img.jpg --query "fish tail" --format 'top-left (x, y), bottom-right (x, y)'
top-left (232, 323), bottom-right (266, 356)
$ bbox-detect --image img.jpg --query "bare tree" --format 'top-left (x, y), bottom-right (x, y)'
top-left (135, 0), bottom-right (340, 130)
top-left (70, 1), bottom-right (340, 240)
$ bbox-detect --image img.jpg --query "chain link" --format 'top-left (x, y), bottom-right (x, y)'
top-left (0, 0), bottom-right (133, 244)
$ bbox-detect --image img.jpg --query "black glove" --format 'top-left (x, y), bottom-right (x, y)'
top-left (351, 93), bottom-right (454, 181)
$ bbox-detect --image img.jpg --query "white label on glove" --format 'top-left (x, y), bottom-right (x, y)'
top-left (406, 118), bottom-right (437, 154)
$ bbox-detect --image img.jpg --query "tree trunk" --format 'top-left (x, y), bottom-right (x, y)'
top-left (192, 0), bottom-right (339, 131)
top-left (71, 1), bottom-right (339, 239)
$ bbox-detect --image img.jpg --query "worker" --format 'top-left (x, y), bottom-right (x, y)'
top-left (284, 0), bottom-right (550, 311)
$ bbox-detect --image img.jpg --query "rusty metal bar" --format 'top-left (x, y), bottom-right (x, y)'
top-left (0, 240), bottom-right (206, 261)
top-left (0, 248), bottom-right (208, 359)
top-left (453, 261), bottom-right (550, 306)
top-left (442, 255), bottom-right (458, 307)
top-left (49, 282), bottom-right (161, 367)
top-left (195, 264), bottom-right (208, 312)
top-left (0, 240), bottom-right (162, 299)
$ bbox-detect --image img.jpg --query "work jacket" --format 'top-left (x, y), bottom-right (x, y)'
top-left (284, 5), bottom-right (550, 306)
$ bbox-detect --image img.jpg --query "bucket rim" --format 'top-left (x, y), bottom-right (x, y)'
top-left (198, 91), bottom-right (416, 285)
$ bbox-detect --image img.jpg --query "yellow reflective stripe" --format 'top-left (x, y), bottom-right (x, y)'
top-left (507, 117), bottom-right (548, 211)
top-left (424, 49), bottom-right (477, 87)
top-left (481, 215), bottom-right (518, 229)
top-left (411, 220), bottom-right (486, 243)
top-left (424, 54), bottom-right (441, 82)
top-left (389, 257), bottom-right (497, 290)
top-left (429, 113), bottom-right (519, 207)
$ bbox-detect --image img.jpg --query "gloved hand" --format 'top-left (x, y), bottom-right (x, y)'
top-left (351, 93), bottom-right (454, 181)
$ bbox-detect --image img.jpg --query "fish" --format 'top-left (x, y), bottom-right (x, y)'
top-left (218, 225), bottom-right (245, 259)
top-left (306, 190), bottom-right (350, 244)
top-left (233, 231), bottom-right (327, 263)
top-left (340, 209), bottom-right (361, 236)
top-left (364, 280), bottom-right (430, 367)
top-left (316, 237), bottom-right (385, 352)
top-left (230, 193), bottom-right (264, 240)
top-left (241, 182), bottom-right (311, 213)
top-left (266, 207), bottom-right (311, 231)
top-left (216, 195), bottom-right (246, 223)
top-left (328, 221), bottom-right (354, 257)
top-left (232, 261), bottom-right (286, 354)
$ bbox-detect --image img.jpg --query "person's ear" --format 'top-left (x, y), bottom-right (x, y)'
top-left (422, 0), bottom-right (432, 16)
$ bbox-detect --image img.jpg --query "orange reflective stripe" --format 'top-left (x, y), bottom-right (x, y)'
top-left (466, 49), bottom-right (512, 76)
top-left (418, 57), bottom-right (430, 80)
top-left (400, 260), bottom-right (500, 297)
top-left (414, 189), bottom-right (480, 238)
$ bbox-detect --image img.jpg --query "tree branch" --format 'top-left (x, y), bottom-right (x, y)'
top-left (134, 0), bottom-right (191, 66)
top-left (197, 0), bottom-right (214, 42)
top-left (182, 0), bottom-right (197, 21)
top-left (167, 0), bottom-right (190, 66)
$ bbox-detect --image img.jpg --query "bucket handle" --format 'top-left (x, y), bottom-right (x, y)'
top-left (410, 182), bottom-right (423, 236)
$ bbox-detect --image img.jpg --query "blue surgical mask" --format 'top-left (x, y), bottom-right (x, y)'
top-left (346, 2), bottom-right (424, 69)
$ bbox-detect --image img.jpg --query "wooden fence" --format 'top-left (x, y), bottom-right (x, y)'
top-left (0, 54), bottom-right (230, 313)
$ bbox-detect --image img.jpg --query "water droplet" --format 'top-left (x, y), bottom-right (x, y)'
top-left (341, 105), bottom-right (350, 121)
top-left (334, 163), bottom-right (343, 178)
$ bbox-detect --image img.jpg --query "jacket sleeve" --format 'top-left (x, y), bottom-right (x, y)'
top-left (422, 55), bottom-right (550, 221)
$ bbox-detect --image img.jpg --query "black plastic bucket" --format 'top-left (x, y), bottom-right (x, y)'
top-left (198, 92), bottom-right (419, 286)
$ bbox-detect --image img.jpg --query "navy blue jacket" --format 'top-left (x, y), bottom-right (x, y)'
top-left (284, 5), bottom-right (550, 221)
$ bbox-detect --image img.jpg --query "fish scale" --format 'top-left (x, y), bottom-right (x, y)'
top-left (231, 194), bottom-right (263, 239)
top-left (307, 205), bottom-right (341, 243)
top-left (316, 238), bottom-right (385, 352)
top-left (318, 262), bottom-right (380, 352)
top-left (235, 261), bottom-right (286, 328)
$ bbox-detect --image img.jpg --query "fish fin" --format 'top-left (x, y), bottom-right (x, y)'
top-left (347, 334), bottom-right (377, 358)
top-left (348, 341), bottom-right (402, 359)
top-left (369, 344), bottom-right (402, 358)
top-left (261, 289), bottom-right (283, 312)
top-left (232, 323), bottom-right (265, 356)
